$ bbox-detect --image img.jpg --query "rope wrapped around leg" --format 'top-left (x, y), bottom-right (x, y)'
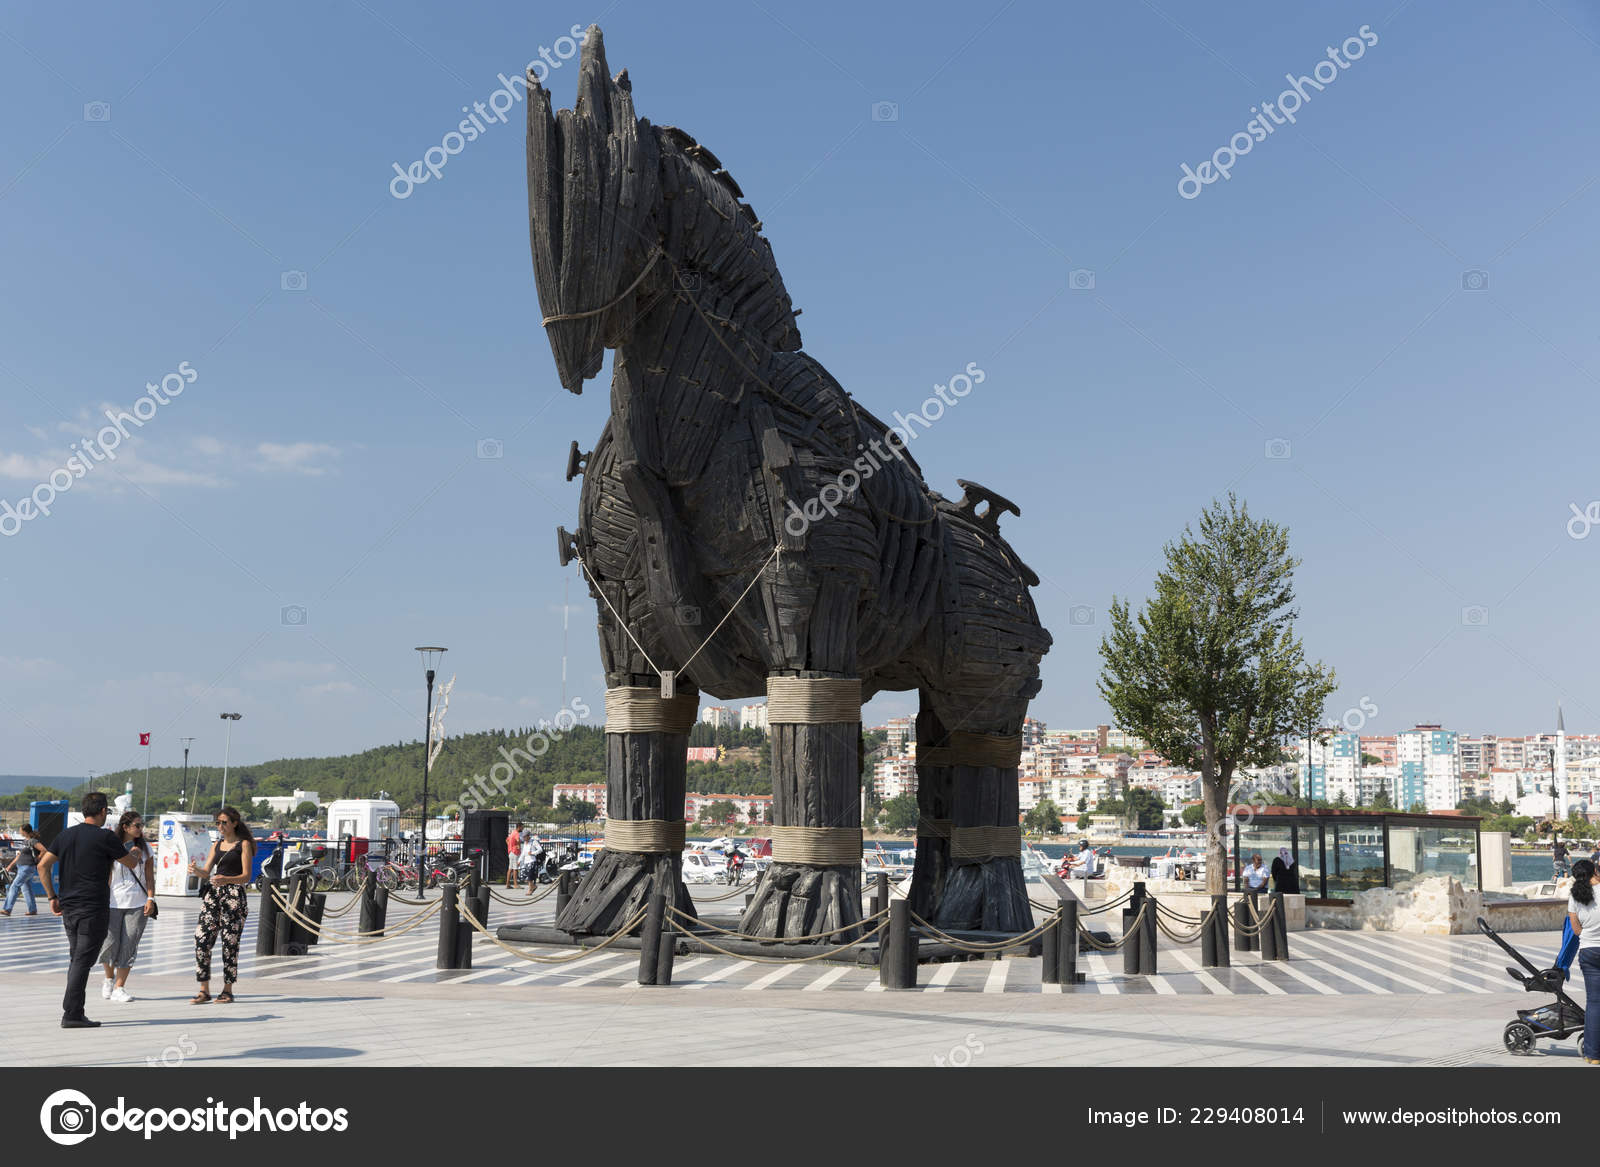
top-left (770, 825), bottom-right (863, 866)
top-left (950, 825), bottom-right (1022, 862)
top-left (604, 687), bottom-right (699, 734)
top-left (918, 731), bottom-right (1023, 769)
top-left (604, 819), bottom-right (687, 853)
top-left (765, 676), bottom-right (862, 724)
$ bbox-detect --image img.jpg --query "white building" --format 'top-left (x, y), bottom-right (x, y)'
top-left (884, 716), bottom-right (914, 754)
top-left (1396, 725), bottom-right (1461, 811)
top-left (739, 703), bottom-right (769, 732)
top-left (260, 789), bottom-right (320, 814)
top-left (699, 706), bottom-right (732, 729)
top-left (873, 755), bottom-right (917, 801)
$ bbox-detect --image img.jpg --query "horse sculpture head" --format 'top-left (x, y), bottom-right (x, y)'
top-left (527, 26), bottom-right (801, 393)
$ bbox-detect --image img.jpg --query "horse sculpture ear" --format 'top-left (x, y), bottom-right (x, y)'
top-left (529, 23), bottom-right (654, 392)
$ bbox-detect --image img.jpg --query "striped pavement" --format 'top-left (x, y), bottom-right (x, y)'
top-left (0, 897), bottom-right (1564, 998)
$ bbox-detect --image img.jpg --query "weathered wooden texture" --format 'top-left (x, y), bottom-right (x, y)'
top-left (554, 674), bottom-right (695, 935)
top-left (909, 698), bottom-right (953, 919)
top-left (739, 667), bottom-right (862, 941)
top-left (528, 27), bottom-right (1052, 936)
top-left (932, 760), bottom-right (1032, 932)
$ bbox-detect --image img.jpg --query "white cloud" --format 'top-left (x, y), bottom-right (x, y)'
top-left (303, 680), bottom-right (359, 697)
top-left (0, 452), bottom-right (65, 480)
top-left (257, 442), bottom-right (340, 476)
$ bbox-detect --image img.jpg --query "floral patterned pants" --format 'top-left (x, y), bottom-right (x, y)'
top-left (194, 885), bottom-right (248, 984)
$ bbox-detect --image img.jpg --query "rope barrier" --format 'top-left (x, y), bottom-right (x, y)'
top-left (1231, 896), bottom-right (1280, 936)
top-left (665, 907), bottom-right (889, 965)
top-left (671, 903), bottom-right (890, 944)
top-left (1074, 901), bottom-right (1151, 951)
top-left (907, 909), bottom-right (1059, 953)
top-left (488, 882), bottom-right (557, 906)
top-left (1030, 888), bottom-right (1134, 916)
top-left (456, 901), bottom-right (651, 964)
top-left (269, 886), bottom-right (443, 944)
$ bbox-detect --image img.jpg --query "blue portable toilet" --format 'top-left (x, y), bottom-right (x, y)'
top-left (18, 799), bottom-right (69, 899)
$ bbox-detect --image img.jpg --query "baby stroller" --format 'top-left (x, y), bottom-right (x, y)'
top-left (1477, 916), bottom-right (1585, 1054)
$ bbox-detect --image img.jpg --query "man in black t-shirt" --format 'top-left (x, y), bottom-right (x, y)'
top-left (35, 793), bottom-right (145, 1028)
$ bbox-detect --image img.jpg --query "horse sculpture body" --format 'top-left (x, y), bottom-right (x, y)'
top-left (529, 27), bottom-right (1051, 939)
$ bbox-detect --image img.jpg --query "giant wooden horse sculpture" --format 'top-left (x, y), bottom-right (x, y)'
top-left (528, 27), bottom-right (1051, 939)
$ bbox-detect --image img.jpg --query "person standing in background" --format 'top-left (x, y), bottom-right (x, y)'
top-left (189, 807), bottom-right (254, 1005)
top-left (1, 824), bottom-right (43, 915)
top-left (99, 811), bottom-right (157, 1003)
top-left (506, 822), bottom-right (524, 889)
top-left (34, 792), bottom-right (146, 1028)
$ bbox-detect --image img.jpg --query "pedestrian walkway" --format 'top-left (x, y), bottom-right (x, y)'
top-left (0, 895), bottom-right (1556, 997)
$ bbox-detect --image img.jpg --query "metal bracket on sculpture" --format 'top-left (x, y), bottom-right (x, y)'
top-left (566, 441), bottom-right (591, 482)
top-left (557, 525), bottom-right (580, 567)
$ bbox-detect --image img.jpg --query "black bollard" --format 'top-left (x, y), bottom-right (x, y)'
top-left (1058, 897), bottom-right (1081, 984)
top-left (1259, 891), bottom-right (1280, 961)
top-left (555, 869), bottom-right (573, 918)
top-left (656, 912), bottom-right (677, 985)
top-left (1140, 891), bottom-right (1159, 975)
top-left (373, 884), bottom-right (390, 935)
top-left (880, 899), bottom-right (916, 989)
top-left (475, 884), bottom-right (490, 931)
top-left (437, 883), bottom-right (460, 969)
top-left (1206, 893), bottom-right (1230, 968)
top-left (1042, 910), bottom-right (1060, 985)
top-left (744, 891), bottom-right (754, 912)
top-left (305, 892), bottom-right (327, 948)
top-left (1123, 882), bottom-right (1146, 975)
top-left (1234, 893), bottom-right (1256, 953)
top-left (257, 881), bottom-right (280, 956)
top-left (875, 872), bottom-right (889, 920)
top-left (359, 875), bottom-right (379, 937)
top-left (1269, 890), bottom-right (1290, 960)
top-left (274, 873), bottom-right (301, 955)
top-left (638, 891), bottom-right (667, 985)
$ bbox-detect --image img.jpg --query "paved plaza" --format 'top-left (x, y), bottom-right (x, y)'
top-left (0, 888), bottom-right (1576, 1066)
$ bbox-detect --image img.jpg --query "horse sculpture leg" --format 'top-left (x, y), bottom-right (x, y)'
top-left (738, 669), bottom-right (865, 941)
top-left (924, 694), bottom-right (1034, 934)
top-left (555, 641), bottom-right (699, 933)
top-left (908, 696), bottom-right (954, 920)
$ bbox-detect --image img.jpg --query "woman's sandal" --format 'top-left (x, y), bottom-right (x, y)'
top-left (190, 991), bottom-right (212, 1004)
top-left (216, 988), bottom-right (235, 1004)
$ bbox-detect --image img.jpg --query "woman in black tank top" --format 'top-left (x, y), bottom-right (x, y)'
top-left (190, 806), bottom-right (253, 1004)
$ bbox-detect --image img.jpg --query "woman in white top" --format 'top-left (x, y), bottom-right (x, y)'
top-left (99, 811), bottom-right (157, 1003)
top-left (1567, 857), bottom-right (1600, 1064)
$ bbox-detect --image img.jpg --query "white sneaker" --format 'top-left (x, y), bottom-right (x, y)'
top-left (110, 987), bottom-right (134, 1003)
top-left (100, 979), bottom-right (113, 1000)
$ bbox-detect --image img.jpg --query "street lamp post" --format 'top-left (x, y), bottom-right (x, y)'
top-left (415, 647), bottom-right (448, 878)
top-left (181, 738), bottom-right (196, 812)
top-left (220, 714), bottom-right (242, 809)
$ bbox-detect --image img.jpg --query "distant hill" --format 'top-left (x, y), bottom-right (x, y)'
top-left (0, 776), bottom-right (78, 797)
top-left (89, 723), bottom-right (771, 818)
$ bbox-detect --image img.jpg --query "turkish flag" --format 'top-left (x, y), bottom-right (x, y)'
top-left (139, 733), bottom-right (150, 745)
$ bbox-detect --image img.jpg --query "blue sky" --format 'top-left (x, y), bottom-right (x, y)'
top-left (3, 0), bottom-right (1597, 778)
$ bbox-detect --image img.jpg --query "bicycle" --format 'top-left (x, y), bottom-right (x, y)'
top-left (342, 854), bottom-right (403, 892)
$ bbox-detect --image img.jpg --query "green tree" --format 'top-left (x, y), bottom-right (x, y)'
top-left (699, 799), bottom-right (740, 824)
top-left (1371, 782), bottom-right (1392, 810)
top-left (292, 801), bottom-right (318, 821)
top-left (1023, 799), bottom-right (1062, 836)
top-left (1333, 791), bottom-right (1351, 807)
top-left (1124, 788), bottom-right (1166, 830)
top-left (1076, 795), bottom-right (1088, 814)
top-left (1360, 752), bottom-right (1382, 766)
top-left (1180, 803), bottom-right (1207, 827)
top-left (1098, 495), bottom-right (1336, 894)
top-left (879, 794), bottom-right (919, 834)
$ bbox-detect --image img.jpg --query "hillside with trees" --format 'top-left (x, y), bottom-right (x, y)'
top-left (89, 725), bottom-right (772, 819)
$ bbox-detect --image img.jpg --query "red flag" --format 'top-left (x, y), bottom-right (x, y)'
top-left (139, 732), bottom-right (150, 746)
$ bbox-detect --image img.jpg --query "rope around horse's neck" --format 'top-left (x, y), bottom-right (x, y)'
top-left (540, 249), bottom-right (665, 326)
